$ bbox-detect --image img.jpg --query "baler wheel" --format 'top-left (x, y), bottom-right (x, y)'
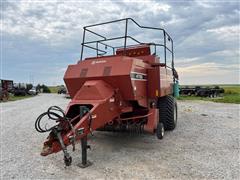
top-left (156, 122), bottom-right (164, 139)
top-left (64, 156), bottom-right (72, 166)
top-left (158, 96), bottom-right (177, 131)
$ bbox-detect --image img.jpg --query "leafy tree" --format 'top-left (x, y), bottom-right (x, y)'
top-left (36, 84), bottom-right (41, 92)
top-left (26, 84), bottom-right (33, 91)
top-left (35, 84), bottom-right (51, 93)
top-left (42, 84), bottom-right (51, 93)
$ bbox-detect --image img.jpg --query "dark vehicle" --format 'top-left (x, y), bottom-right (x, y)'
top-left (13, 83), bottom-right (27, 96)
top-left (195, 86), bottom-right (224, 97)
top-left (58, 86), bottom-right (67, 94)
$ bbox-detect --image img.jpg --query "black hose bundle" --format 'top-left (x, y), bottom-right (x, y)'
top-left (35, 106), bottom-right (67, 133)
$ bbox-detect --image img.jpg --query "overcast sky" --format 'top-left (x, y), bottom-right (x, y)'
top-left (1, 0), bottom-right (240, 85)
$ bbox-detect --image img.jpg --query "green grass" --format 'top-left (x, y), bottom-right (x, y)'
top-left (8, 94), bottom-right (33, 101)
top-left (178, 85), bottom-right (240, 104)
top-left (220, 86), bottom-right (240, 94)
top-left (212, 94), bottom-right (240, 104)
top-left (49, 86), bottom-right (59, 93)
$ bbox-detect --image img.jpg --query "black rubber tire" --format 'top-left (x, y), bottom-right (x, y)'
top-left (64, 156), bottom-right (72, 166)
top-left (156, 122), bottom-right (164, 139)
top-left (158, 96), bottom-right (177, 131)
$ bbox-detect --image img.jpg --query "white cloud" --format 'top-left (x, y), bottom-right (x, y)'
top-left (178, 62), bottom-right (240, 84)
top-left (179, 62), bottom-right (232, 74)
top-left (176, 57), bottom-right (201, 64)
top-left (196, 1), bottom-right (215, 8)
top-left (206, 25), bottom-right (240, 40)
top-left (2, 1), bottom-right (171, 44)
top-left (208, 49), bottom-right (240, 59)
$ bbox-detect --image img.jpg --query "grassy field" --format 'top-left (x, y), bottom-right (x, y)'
top-left (178, 85), bottom-right (240, 104)
top-left (49, 86), bottom-right (59, 93)
top-left (1, 85), bottom-right (59, 103)
top-left (8, 94), bottom-right (33, 102)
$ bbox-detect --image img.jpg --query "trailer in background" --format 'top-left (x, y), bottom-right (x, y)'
top-left (180, 86), bottom-right (224, 97)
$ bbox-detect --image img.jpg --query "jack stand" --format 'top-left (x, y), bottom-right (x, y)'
top-left (78, 136), bottom-right (92, 168)
top-left (54, 129), bottom-right (72, 166)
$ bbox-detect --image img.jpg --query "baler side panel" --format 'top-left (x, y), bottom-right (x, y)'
top-left (147, 66), bottom-right (173, 98)
top-left (159, 67), bottom-right (173, 96)
top-left (130, 59), bottom-right (149, 107)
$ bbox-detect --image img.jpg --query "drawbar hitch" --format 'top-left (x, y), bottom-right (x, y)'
top-left (35, 105), bottom-right (92, 167)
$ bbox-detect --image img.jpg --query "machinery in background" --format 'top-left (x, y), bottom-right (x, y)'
top-left (58, 86), bottom-right (67, 94)
top-left (180, 86), bottom-right (224, 97)
top-left (0, 79), bottom-right (13, 101)
top-left (13, 83), bottom-right (28, 96)
top-left (13, 83), bottom-right (39, 96)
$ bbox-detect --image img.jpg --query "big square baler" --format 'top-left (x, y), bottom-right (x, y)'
top-left (35, 18), bottom-right (179, 167)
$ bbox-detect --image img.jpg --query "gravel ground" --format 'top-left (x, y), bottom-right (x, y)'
top-left (1, 94), bottom-right (239, 179)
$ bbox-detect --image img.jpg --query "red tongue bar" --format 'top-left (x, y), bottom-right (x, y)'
top-left (40, 133), bottom-right (64, 156)
top-left (41, 145), bottom-right (53, 156)
top-left (41, 138), bottom-right (66, 156)
top-left (38, 80), bottom-right (122, 168)
top-left (40, 137), bottom-right (59, 156)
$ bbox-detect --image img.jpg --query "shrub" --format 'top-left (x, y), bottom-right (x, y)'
top-left (36, 84), bottom-right (51, 93)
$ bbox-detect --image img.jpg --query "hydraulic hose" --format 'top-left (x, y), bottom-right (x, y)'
top-left (35, 106), bottom-right (67, 133)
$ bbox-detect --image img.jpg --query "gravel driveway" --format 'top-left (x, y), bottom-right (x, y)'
top-left (1, 94), bottom-right (239, 179)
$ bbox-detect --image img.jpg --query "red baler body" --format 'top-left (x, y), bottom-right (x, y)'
top-left (42, 45), bottom-right (173, 155)
top-left (38, 19), bottom-right (177, 166)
